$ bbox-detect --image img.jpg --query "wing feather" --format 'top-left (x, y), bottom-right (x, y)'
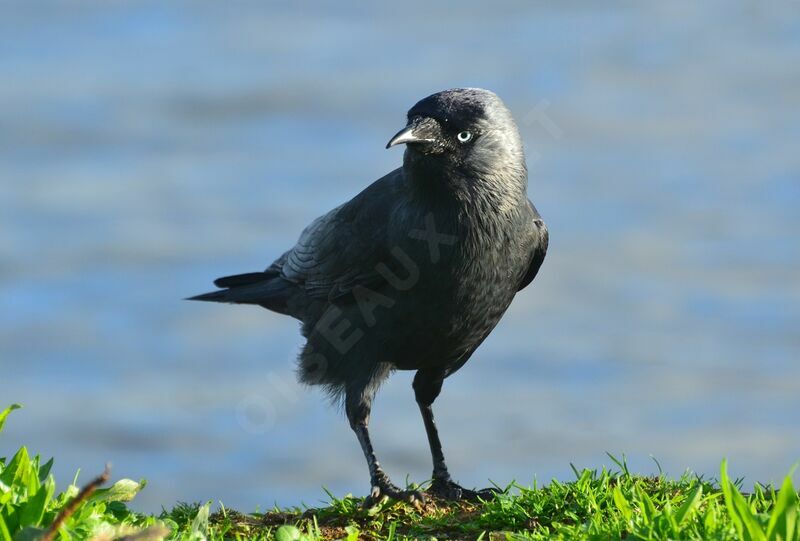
top-left (273, 170), bottom-right (401, 301)
top-left (518, 202), bottom-right (549, 292)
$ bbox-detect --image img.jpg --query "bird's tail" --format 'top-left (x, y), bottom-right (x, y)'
top-left (186, 271), bottom-right (294, 312)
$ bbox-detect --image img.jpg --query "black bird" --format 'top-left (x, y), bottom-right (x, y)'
top-left (189, 88), bottom-right (548, 504)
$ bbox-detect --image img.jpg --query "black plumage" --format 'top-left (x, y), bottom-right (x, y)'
top-left (189, 88), bottom-right (548, 503)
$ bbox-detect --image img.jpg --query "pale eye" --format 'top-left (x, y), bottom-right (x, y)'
top-left (457, 131), bottom-right (473, 143)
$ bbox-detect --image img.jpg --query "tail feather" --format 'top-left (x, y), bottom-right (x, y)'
top-left (214, 271), bottom-right (271, 288)
top-left (186, 290), bottom-right (234, 302)
top-left (187, 271), bottom-right (296, 314)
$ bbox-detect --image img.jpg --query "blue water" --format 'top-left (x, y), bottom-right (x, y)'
top-left (1, 1), bottom-right (799, 512)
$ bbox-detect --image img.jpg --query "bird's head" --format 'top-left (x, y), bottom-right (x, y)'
top-left (387, 88), bottom-right (526, 189)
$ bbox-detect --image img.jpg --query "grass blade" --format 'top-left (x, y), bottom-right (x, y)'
top-left (675, 483), bottom-right (703, 525)
top-left (19, 475), bottom-right (55, 528)
top-left (721, 460), bottom-right (767, 541)
top-left (606, 452), bottom-right (630, 477)
top-left (721, 459), bottom-right (745, 540)
top-left (190, 501), bottom-right (211, 538)
top-left (766, 468), bottom-right (798, 541)
top-left (612, 486), bottom-right (633, 522)
top-left (0, 405), bottom-right (21, 435)
top-left (636, 484), bottom-right (657, 523)
top-left (0, 515), bottom-right (11, 541)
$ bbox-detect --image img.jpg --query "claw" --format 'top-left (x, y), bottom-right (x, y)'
top-left (363, 478), bottom-right (426, 508)
top-left (408, 489), bottom-right (426, 506)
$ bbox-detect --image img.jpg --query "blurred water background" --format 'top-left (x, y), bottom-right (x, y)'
top-left (1, 1), bottom-right (799, 513)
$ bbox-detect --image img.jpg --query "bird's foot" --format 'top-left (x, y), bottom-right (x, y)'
top-left (363, 471), bottom-right (425, 507)
top-left (428, 476), bottom-right (498, 501)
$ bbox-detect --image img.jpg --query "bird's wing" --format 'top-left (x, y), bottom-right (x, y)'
top-left (277, 171), bottom-right (400, 301)
top-left (517, 203), bottom-right (549, 292)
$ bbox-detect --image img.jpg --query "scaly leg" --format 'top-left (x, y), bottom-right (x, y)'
top-left (413, 370), bottom-right (498, 501)
top-left (346, 386), bottom-right (424, 506)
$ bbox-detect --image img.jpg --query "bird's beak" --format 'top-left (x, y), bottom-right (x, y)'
top-left (386, 116), bottom-right (439, 149)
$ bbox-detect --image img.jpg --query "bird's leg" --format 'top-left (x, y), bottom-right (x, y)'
top-left (413, 370), bottom-right (498, 501)
top-left (346, 389), bottom-right (424, 506)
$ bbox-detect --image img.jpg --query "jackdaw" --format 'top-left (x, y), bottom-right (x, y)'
top-left (189, 88), bottom-right (548, 504)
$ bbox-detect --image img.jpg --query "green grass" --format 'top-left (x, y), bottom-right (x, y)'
top-left (2, 404), bottom-right (798, 540)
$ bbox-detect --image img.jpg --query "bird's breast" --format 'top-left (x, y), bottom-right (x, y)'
top-left (407, 220), bottom-right (521, 333)
top-left (364, 197), bottom-right (532, 370)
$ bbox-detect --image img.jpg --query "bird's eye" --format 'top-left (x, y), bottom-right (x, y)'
top-left (457, 131), bottom-right (473, 143)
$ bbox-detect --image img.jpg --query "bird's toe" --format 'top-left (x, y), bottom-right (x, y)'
top-left (363, 476), bottom-right (426, 508)
top-left (404, 488), bottom-right (426, 506)
top-left (428, 478), bottom-right (498, 502)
